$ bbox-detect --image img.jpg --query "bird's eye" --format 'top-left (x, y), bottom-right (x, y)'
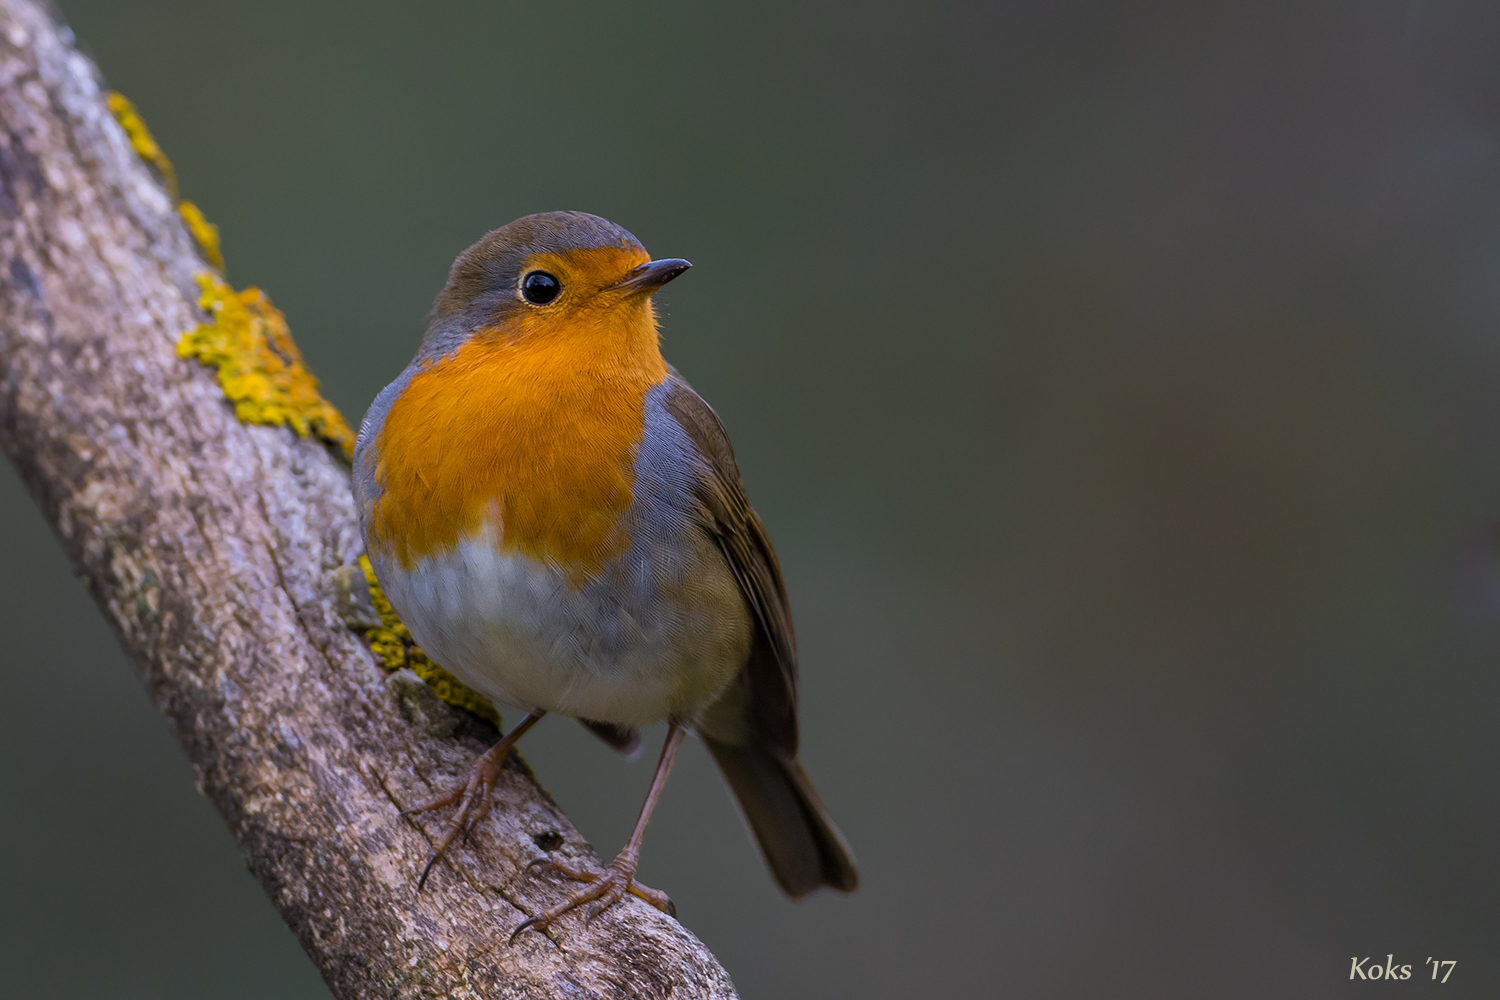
top-left (521, 271), bottom-right (561, 305)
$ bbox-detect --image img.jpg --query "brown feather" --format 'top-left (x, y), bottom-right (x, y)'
top-left (701, 737), bottom-right (860, 897)
top-left (662, 376), bottom-right (798, 755)
top-left (577, 717), bottom-right (643, 758)
top-left (664, 375), bottom-right (858, 896)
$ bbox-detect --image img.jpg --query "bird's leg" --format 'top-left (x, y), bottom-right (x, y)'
top-left (403, 708), bottom-right (546, 891)
top-left (511, 722), bottom-right (687, 941)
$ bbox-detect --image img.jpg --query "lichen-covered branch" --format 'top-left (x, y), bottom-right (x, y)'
top-left (0, 2), bottom-right (735, 996)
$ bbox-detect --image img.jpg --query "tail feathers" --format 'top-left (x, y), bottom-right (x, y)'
top-left (577, 718), bottom-right (643, 759)
top-left (702, 737), bottom-right (858, 898)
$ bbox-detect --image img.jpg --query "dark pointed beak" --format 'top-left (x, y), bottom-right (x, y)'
top-left (607, 258), bottom-right (692, 293)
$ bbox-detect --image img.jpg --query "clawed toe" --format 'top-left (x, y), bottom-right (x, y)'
top-left (402, 711), bottom-right (546, 892)
top-left (583, 881), bottom-right (626, 925)
top-left (409, 771), bottom-right (495, 891)
top-left (400, 785), bottom-right (464, 816)
top-left (510, 858), bottom-right (674, 942)
top-left (628, 881), bottom-right (676, 917)
top-left (416, 848), bottom-right (444, 891)
top-left (507, 914), bottom-right (547, 944)
top-left (526, 855), bottom-right (595, 882)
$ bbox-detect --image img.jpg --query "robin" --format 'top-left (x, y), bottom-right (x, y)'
top-left (353, 211), bottom-right (858, 939)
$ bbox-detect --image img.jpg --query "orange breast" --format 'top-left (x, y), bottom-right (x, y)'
top-left (367, 307), bottom-right (669, 582)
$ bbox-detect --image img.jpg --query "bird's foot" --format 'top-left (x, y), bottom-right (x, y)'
top-left (510, 854), bottom-right (675, 942)
top-left (402, 750), bottom-right (507, 891)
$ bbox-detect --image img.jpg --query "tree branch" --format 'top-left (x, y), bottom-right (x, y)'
top-left (0, 2), bottom-right (735, 996)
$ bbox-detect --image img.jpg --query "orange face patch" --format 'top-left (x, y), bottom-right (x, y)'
top-left (367, 251), bottom-right (670, 583)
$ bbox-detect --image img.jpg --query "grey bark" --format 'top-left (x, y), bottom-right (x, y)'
top-left (0, 2), bottom-right (736, 997)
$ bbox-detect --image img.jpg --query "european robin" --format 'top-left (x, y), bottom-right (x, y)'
top-left (353, 211), bottom-right (858, 938)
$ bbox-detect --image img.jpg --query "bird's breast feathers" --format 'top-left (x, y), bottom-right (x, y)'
top-left (354, 348), bottom-right (752, 724)
top-left (364, 323), bottom-right (668, 582)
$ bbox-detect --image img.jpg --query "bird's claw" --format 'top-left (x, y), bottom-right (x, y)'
top-left (415, 850), bottom-right (442, 892)
top-left (509, 857), bottom-right (674, 942)
top-left (403, 754), bottom-right (505, 892)
top-left (399, 786), bottom-right (463, 816)
top-left (507, 914), bottom-right (547, 944)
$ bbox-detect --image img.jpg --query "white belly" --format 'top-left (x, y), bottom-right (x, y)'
top-left (370, 523), bottom-right (752, 727)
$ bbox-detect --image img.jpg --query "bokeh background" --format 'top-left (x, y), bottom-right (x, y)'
top-left (4, 1), bottom-right (1500, 996)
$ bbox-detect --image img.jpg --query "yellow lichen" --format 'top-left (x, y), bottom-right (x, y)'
top-left (178, 201), bottom-right (224, 273)
top-left (358, 555), bottom-right (502, 728)
top-left (107, 91), bottom-right (177, 196)
top-left (177, 272), bottom-right (356, 460)
top-left (111, 91), bottom-right (492, 727)
top-left (109, 93), bottom-right (225, 273)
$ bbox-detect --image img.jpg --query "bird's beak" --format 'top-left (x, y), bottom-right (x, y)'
top-left (607, 258), bottom-right (692, 294)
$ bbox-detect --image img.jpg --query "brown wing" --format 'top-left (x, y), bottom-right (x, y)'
top-left (662, 375), bottom-right (798, 757)
top-left (663, 375), bottom-right (858, 896)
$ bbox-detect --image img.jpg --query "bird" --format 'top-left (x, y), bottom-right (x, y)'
top-left (352, 211), bottom-right (858, 939)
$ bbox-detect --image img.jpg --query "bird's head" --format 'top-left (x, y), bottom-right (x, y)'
top-left (420, 211), bottom-right (690, 359)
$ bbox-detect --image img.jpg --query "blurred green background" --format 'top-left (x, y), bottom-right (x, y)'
top-left (4, 0), bottom-right (1500, 996)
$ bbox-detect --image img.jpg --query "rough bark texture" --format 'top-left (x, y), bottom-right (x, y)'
top-left (0, 3), bottom-right (736, 997)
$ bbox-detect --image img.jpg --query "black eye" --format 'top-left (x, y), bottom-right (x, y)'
top-left (521, 270), bottom-right (561, 305)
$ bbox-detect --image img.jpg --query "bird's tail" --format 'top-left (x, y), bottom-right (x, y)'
top-left (700, 736), bottom-right (859, 898)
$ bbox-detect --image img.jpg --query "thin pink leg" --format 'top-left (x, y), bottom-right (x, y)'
top-left (511, 723), bottom-right (687, 941)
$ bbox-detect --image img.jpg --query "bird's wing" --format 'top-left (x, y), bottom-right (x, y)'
top-left (661, 374), bottom-right (799, 757)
